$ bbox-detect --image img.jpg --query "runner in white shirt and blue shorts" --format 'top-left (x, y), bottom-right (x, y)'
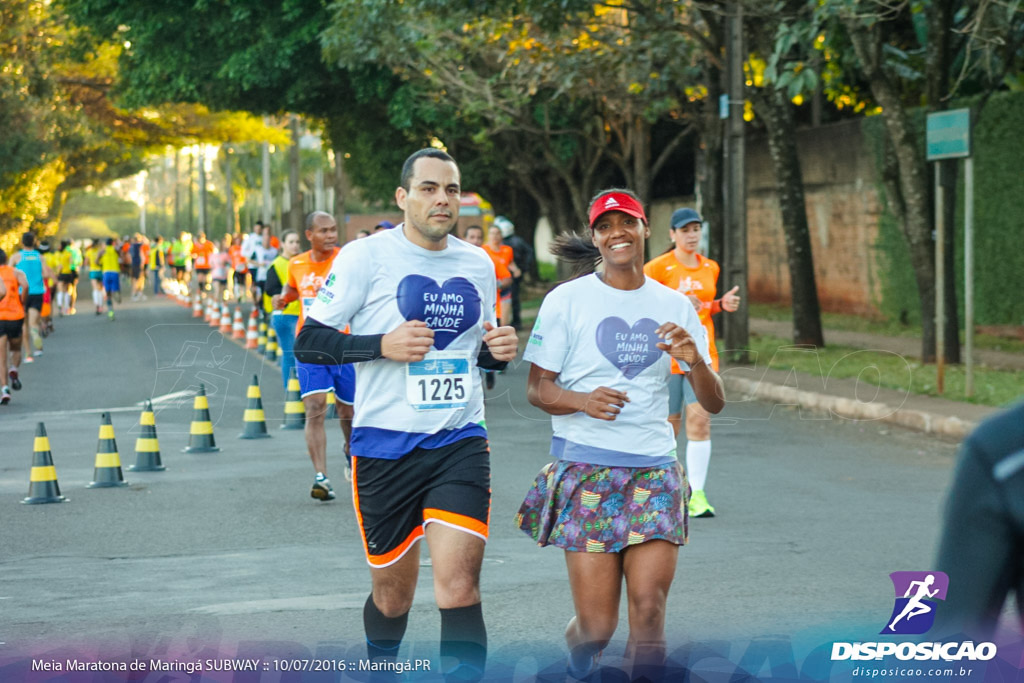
top-left (295, 149), bottom-right (519, 682)
top-left (517, 188), bottom-right (725, 681)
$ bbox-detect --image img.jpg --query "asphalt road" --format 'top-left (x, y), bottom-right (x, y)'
top-left (0, 294), bottom-right (996, 681)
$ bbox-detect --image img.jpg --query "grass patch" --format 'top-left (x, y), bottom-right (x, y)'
top-left (749, 302), bottom-right (1024, 354)
top-left (749, 334), bottom-right (1024, 408)
top-left (537, 262), bottom-right (558, 283)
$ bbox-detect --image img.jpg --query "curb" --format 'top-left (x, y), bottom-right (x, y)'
top-left (722, 376), bottom-right (976, 442)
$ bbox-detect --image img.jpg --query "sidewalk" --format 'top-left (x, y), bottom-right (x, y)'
top-left (719, 318), bottom-right (1023, 442)
top-left (516, 311), bottom-right (1018, 442)
top-left (750, 318), bottom-right (1024, 371)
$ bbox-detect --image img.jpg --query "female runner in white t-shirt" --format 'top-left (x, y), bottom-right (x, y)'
top-left (518, 188), bottom-right (725, 679)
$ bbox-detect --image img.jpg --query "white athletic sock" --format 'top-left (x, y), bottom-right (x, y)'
top-left (686, 439), bottom-right (712, 492)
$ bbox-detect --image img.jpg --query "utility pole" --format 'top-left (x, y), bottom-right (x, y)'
top-left (197, 146), bottom-right (207, 233)
top-left (173, 149), bottom-right (181, 233)
top-left (187, 152), bottom-right (195, 232)
top-left (223, 145), bottom-right (234, 235)
top-left (289, 114), bottom-right (302, 233)
top-left (139, 172), bottom-right (147, 236)
top-left (262, 117), bottom-right (272, 226)
top-left (723, 0), bottom-right (749, 363)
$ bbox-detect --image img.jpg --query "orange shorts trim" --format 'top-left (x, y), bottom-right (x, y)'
top-left (423, 507), bottom-right (489, 540)
top-left (364, 527), bottom-right (425, 568)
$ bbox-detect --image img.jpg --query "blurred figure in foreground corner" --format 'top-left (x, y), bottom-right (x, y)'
top-left (933, 399), bottom-right (1024, 640)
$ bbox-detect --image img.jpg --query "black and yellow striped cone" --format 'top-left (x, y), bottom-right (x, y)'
top-left (281, 367), bottom-right (305, 430)
top-left (129, 400), bottom-right (165, 471)
top-left (325, 389), bottom-right (337, 419)
top-left (182, 384), bottom-right (221, 453)
top-left (256, 320), bottom-right (267, 355)
top-left (239, 375), bottom-right (271, 439)
top-left (88, 412), bottom-right (129, 488)
top-left (22, 422), bottom-right (67, 504)
top-left (265, 326), bottom-right (278, 361)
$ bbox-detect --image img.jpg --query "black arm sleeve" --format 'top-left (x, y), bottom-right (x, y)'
top-left (296, 317), bottom-right (509, 371)
top-left (294, 318), bottom-right (384, 365)
top-left (264, 266), bottom-right (284, 297)
top-left (477, 345), bottom-right (509, 372)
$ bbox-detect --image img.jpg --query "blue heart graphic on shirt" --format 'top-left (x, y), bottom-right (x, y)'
top-left (595, 317), bottom-right (663, 380)
top-left (396, 275), bottom-right (481, 350)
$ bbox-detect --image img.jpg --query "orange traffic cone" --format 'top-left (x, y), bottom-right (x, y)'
top-left (22, 422), bottom-right (67, 504)
top-left (183, 384), bottom-right (221, 453)
top-left (128, 400), bottom-right (165, 471)
top-left (245, 309), bottom-right (259, 349)
top-left (88, 412), bottom-right (129, 488)
top-left (281, 367), bottom-right (305, 430)
top-left (231, 307), bottom-right (245, 339)
top-left (192, 293), bottom-right (203, 317)
top-left (219, 304), bottom-right (232, 334)
top-left (239, 375), bottom-right (271, 439)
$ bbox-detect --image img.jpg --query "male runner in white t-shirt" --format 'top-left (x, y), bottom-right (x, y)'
top-left (295, 148), bottom-right (518, 681)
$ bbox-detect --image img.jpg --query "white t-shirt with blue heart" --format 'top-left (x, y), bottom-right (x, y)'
top-left (524, 273), bottom-right (711, 466)
top-left (306, 225), bottom-right (498, 459)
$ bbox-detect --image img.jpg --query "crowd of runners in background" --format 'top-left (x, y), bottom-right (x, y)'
top-left (0, 221), bottom-right (288, 403)
top-left (0, 217), bottom-right (536, 401)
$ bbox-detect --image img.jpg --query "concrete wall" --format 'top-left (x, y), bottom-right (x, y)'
top-left (532, 118), bottom-right (885, 317)
top-left (746, 119), bottom-right (883, 316)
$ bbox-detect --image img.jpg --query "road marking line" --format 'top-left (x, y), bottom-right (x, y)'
top-left (15, 390), bottom-right (198, 419)
top-left (145, 390), bottom-right (197, 406)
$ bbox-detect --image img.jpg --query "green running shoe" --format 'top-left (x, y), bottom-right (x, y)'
top-left (689, 489), bottom-right (716, 518)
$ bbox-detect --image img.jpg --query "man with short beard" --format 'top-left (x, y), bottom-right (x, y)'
top-left (295, 148), bottom-right (518, 681)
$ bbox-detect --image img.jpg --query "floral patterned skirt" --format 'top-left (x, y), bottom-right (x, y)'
top-left (516, 460), bottom-right (690, 553)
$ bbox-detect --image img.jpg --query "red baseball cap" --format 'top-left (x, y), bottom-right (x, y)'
top-left (588, 192), bottom-right (648, 228)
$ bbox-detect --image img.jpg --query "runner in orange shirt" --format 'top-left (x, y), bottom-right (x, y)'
top-left (0, 248), bottom-right (30, 404)
top-left (228, 239), bottom-right (249, 302)
top-left (277, 211), bottom-right (354, 499)
top-left (465, 225), bottom-right (510, 319)
top-left (191, 232), bottom-right (215, 297)
top-left (465, 224), bottom-right (510, 390)
top-left (644, 207), bottom-right (740, 518)
top-left (483, 224), bottom-right (520, 326)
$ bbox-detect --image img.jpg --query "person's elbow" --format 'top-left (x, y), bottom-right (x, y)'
top-left (699, 376), bottom-right (726, 414)
top-left (700, 391), bottom-right (725, 415)
top-left (526, 381), bottom-right (545, 409)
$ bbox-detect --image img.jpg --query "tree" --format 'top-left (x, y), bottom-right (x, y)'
top-left (324, 0), bottom-right (706, 239)
top-left (747, 1), bottom-right (826, 347)
top-left (774, 0), bottom-right (1024, 361)
top-left (1, 0), bottom-right (283, 249)
top-left (63, 0), bottom-right (428, 220)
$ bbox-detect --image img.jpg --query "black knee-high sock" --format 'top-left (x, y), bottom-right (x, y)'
top-left (364, 594), bottom-right (409, 661)
top-left (439, 603), bottom-right (487, 682)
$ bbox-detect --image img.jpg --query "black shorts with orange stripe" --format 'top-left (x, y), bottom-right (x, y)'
top-left (352, 436), bottom-right (490, 568)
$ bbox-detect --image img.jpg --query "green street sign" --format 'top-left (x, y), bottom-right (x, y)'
top-left (927, 108), bottom-right (972, 160)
